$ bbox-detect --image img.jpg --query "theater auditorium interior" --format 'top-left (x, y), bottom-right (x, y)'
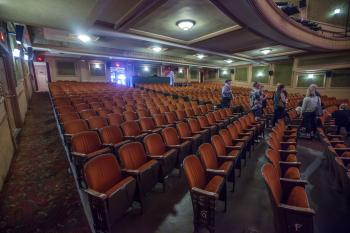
top-left (0, 0), bottom-right (350, 233)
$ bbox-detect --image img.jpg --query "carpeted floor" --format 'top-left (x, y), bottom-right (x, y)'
top-left (0, 92), bottom-right (90, 233)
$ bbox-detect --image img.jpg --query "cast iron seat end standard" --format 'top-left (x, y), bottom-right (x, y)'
top-left (183, 155), bottom-right (227, 233)
top-left (84, 154), bottom-right (137, 233)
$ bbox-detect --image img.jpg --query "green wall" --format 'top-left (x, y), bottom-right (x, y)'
top-left (235, 67), bottom-right (248, 82)
top-left (190, 68), bottom-right (198, 80)
top-left (207, 69), bottom-right (217, 79)
top-left (219, 69), bottom-right (232, 79)
top-left (274, 62), bottom-right (292, 86)
top-left (330, 71), bottom-right (350, 87)
top-left (252, 66), bottom-right (269, 83)
top-left (299, 54), bottom-right (350, 67)
top-left (297, 73), bottom-right (325, 87)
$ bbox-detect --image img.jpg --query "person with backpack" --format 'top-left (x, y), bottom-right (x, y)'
top-left (250, 82), bottom-right (263, 120)
top-left (272, 84), bottom-right (287, 126)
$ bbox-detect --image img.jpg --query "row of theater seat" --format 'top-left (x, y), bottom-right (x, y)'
top-left (262, 119), bottom-right (315, 233)
top-left (50, 82), bottom-right (270, 233)
top-left (318, 128), bottom-right (350, 200)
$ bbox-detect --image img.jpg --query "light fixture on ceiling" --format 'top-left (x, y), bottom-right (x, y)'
top-left (307, 74), bottom-right (315, 79)
top-left (222, 70), bottom-right (228, 75)
top-left (143, 66), bottom-right (150, 72)
top-left (333, 8), bottom-right (341, 14)
top-left (150, 46), bottom-right (164, 53)
top-left (195, 54), bottom-right (206, 59)
top-left (78, 34), bottom-right (91, 43)
top-left (225, 59), bottom-right (233, 64)
top-left (179, 68), bottom-right (183, 73)
top-left (260, 49), bottom-right (272, 55)
top-left (176, 20), bottom-right (196, 31)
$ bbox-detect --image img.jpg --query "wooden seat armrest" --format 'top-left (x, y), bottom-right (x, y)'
top-left (64, 133), bottom-right (73, 138)
top-left (147, 155), bottom-right (164, 160)
top-left (206, 169), bottom-right (227, 176)
top-left (339, 157), bottom-right (350, 165)
top-left (280, 178), bottom-right (307, 187)
top-left (121, 169), bottom-right (140, 176)
top-left (334, 148), bottom-right (350, 152)
top-left (166, 145), bottom-right (182, 149)
top-left (85, 188), bottom-right (107, 200)
top-left (181, 136), bottom-right (195, 140)
top-left (191, 187), bottom-right (218, 199)
top-left (217, 155), bottom-right (237, 161)
top-left (71, 151), bottom-right (87, 158)
top-left (279, 204), bottom-right (315, 215)
top-left (233, 139), bottom-right (247, 142)
top-left (330, 140), bottom-right (345, 144)
top-left (239, 133), bottom-right (251, 136)
top-left (327, 134), bottom-right (343, 138)
top-left (280, 142), bottom-right (297, 145)
top-left (87, 147), bottom-right (112, 158)
top-left (279, 161), bottom-right (302, 168)
top-left (226, 145), bottom-right (241, 150)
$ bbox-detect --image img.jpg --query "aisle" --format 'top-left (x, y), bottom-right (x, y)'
top-left (0, 92), bottom-right (90, 233)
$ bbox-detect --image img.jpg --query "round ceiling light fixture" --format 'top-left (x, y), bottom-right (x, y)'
top-left (260, 49), bottom-right (272, 55)
top-left (176, 20), bottom-right (196, 31)
top-left (78, 34), bottom-right (91, 43)
top-left (195, 54), bottom-right (206, 59)
top-left (225, 59), bottom-right (233, 64)
top-left (149, 46), bottom-right (166, 53)
top-left (333, 8), bottom-right (341, 14)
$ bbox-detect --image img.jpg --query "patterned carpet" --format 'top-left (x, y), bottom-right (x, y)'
top-left (0, 92), bottom-right (90, 233)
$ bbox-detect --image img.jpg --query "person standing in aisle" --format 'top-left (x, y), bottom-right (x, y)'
top-left (301, 84), bottom-right (320, 138)
top-left (273, 84), bottom-right (287, 126)
top-left (221, 79), bottom-right (233, 108)
top-left (250, 82), bottom-right (263, 120)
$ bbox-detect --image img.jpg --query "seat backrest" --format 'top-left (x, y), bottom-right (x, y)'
top-left (175, 110), bottom-right (186, 121)
top-left (199, 105), bottom-right (208, 114)
top-left (213, 111), bottom-right (222, 121)
top-left (265, 149), bottom-right (282, 177)
top-left (137, 109), bottom-right (150, 118)
top-left (185, 108), bottom-right (195, 118)
top-left (87, 116), bottom-right (108, 129)
top-left (227, 124), bottom-right (238, 139)
top-left (234, 121), bottom-right (243, 133)
top-left (183, 155), bottom-right (206, 190)
top-left (219, 129), bottom-right (233, 146)
top-left (107, 113), bottom-right (124, 126)
top-left (211, 135), bottom-right (226, 156)
top-left (121, 121), bottom-right (142, 136)
top-left (188, 118), bottom-right (201, 132)
top-left (79, 109), bottom-right (97, 119)
top-left (123, 111), bottom-right (138, 121)
top-left (206, 113), bottom-right (216, 124)
top-left (139, 117), bottom-right (156, 131)
top-left (198, 143), bottom-right (218, 169)
top-left (71, 131), bottom-right (103, 154)
top-left (197, 115), bottom-right (209, 127)
top-left (57, 105), bottom-right (75, 114)
top-left (64, 119), bottom-right (89, 134)
top-left (176, 122), bottom-right (192, 137)
top-left (162, 127), bottom-right (181, 145)
top-left (118, 142), bottom-right (147, 169)
top-left (165, 112), bottom-right (178, 124)
top-left (144, 133), bottom-right (166, 155)
top-left (60, 112), bottom-right (80, 123)
top-left (84, 153), bottom-right (122, 193)
top-left (261, 163), bottom-right (282, 206)
top-left (99, 125), bottom-right (124, 144)
top-left (154, 114), bottom-right (167, 126)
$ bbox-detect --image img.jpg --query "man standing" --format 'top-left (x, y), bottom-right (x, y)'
top-left (221, 79), bottom-right (233, 108)
top-left (250, 82), bottom-right (263, 120)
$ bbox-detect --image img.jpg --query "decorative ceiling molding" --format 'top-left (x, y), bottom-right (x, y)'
top-left (128, 25), bottom-right (242, 45)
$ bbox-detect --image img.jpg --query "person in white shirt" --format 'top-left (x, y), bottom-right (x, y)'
top-left (301, 84), bottom-right (321, 138)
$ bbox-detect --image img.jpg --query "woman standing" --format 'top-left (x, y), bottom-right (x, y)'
top-left (221, 79), bottom-right (233, 108)
top-left (301, 84), bottom-right (320, 138)
top-left (273, 84), bottom-right (287, 126)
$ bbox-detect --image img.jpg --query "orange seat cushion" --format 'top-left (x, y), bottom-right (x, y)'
top-left (287, 186), bottom-right (309, 208)
top-left (205, 176), bottom-right (224, 193)
top-left (284, 167), bottom-right (301, 180)
top-left (105, 176), bottom-right (135, 197)
top-left (335, 144), bottom-right (346, 148)
top-left (286, 154), bottom-right (297, 162)
top-left (343, 152), bottom-right (350, 158)
top-left (288, 145), bottom-right (296, 150)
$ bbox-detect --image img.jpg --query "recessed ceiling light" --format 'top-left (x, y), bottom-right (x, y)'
top-left (151, 46), bottom-right (163, 53)
top-left (176, 20), bottom-right (196, 31)
top-left (195, 54), bottom-right (206, 59)
top-left (143, 66), bottom-right (150, 72)
top-left (222, 70), bottom-right (228, 75)
top-left (78, 34), bottom-right (91, 43)
top-left (260, 49), bottom-right (272, 55)
top-left (179, 68), bottom-right (183, 73)
top-left (333, 8), bottom-right (341, 14)
top-left (225, 59), bottom-right (233, 64)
